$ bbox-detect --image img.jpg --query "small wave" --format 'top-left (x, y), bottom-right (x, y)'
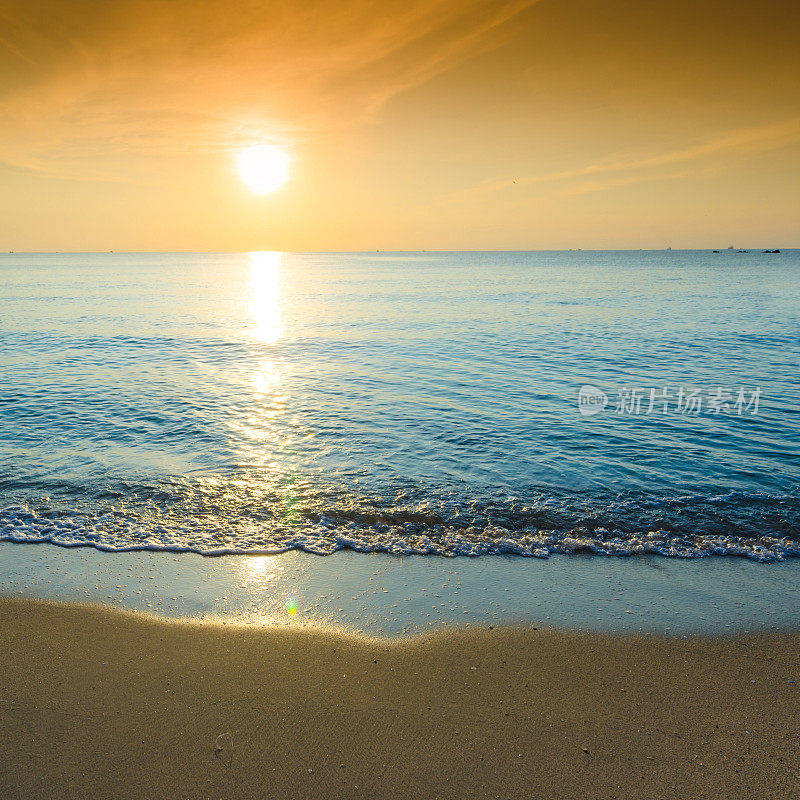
top-left (1, 491), bottom-right (799, 562)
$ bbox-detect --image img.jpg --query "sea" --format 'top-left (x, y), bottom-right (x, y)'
top-left (1, 250), bottom-right (799, 566)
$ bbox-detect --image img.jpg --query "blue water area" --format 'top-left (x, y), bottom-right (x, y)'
top-left (1, 250), bottom-right (798, 559)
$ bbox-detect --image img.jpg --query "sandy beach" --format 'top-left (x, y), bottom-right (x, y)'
top-left (1, 597), bottom-right (798, 799)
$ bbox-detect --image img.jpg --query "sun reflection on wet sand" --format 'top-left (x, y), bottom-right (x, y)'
top-left (236, 554), bottom-right (307, 624)
top-left (242, 554), bottom-right (283, 586)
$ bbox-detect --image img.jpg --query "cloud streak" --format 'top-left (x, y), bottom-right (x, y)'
top-left (0, 0), bottom-right (538, 179)
top-left (454, 117), bottom-right (800, 201)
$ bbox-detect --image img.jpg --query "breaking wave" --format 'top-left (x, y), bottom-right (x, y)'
top-left (2, 481), bottom-right (798, 562)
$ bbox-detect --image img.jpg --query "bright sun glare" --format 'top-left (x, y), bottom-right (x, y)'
top-left (236, 144), bottom-right (291, 195)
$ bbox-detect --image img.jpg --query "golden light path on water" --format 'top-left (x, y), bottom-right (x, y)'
top-left (225, 252), bottom-right (305, 620)
top-left (229, 250), bottom-right (289, 472)
top-left (249, 250), bottom-right (285, 345)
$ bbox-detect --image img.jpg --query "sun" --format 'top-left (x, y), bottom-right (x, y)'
top-left (236, 144), bottom-right (291, 195)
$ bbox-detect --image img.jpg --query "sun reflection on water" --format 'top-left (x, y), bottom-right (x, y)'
top-left (216, 250), bottom-right (314, 607)
top-left (232, 250), bottom-right (293, 468)
top-left (249, 250), bottom-right (284, 344)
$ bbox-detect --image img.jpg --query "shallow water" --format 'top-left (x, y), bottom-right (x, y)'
top-left (1, 250), bottom-right (799, 559)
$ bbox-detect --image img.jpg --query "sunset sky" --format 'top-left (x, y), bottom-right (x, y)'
top-left (1, 0), bottom-right (798, 251)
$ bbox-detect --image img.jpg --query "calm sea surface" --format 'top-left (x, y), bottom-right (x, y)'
top-left (1, 251), bottom-right (798, 559)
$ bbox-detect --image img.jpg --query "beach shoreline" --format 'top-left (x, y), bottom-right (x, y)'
top-left (5, 542), bottom-right (800, 637)
top-left (1, 596), bottom-right (798, 799)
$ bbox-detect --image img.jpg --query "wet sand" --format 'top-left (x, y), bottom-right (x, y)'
top-left (1, 596), bottom-right (798, 799)
top-left (5, 543), bottom-right (800, 636)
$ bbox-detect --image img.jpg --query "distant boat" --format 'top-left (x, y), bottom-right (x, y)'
top-left (712, 250), bottom-right (720, 253)
top-left (737, 249), bottom-right (748, 253)
top-left (763, 249), bottom-right (780, 254)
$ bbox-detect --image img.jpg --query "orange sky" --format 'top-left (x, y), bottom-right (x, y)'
top-left (1, 0), bottom-right (798, 250)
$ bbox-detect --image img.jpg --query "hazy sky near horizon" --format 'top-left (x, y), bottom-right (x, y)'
top-left (1, 0), bottom-right (799, 251)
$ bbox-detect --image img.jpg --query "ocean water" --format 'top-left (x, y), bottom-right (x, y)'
top-left (1, 250), bottom-right (799, 561)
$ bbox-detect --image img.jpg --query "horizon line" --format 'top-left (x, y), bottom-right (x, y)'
top-left (1, 246), bottom-right (796, 255)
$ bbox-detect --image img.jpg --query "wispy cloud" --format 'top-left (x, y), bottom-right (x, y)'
top-left (454, 117), bottom-right (800, 201)
top-left (0, 0), bottom-right (538, 180)
top-left (560, 166), bottom-right (721, 197)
